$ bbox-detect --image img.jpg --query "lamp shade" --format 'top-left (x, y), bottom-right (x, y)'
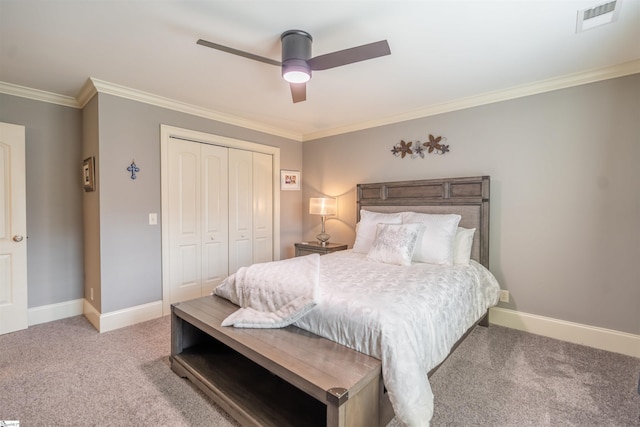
top-left (309, 197), bottom-right (337, 216)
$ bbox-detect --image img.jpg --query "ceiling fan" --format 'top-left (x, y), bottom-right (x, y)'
top-left (197, 30), bottom-right (391, 103)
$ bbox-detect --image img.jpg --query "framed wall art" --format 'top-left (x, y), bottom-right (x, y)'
top-left (280, 169), bottom-right (300, 191)
top-left (83, 157), bottom-right (96, 192)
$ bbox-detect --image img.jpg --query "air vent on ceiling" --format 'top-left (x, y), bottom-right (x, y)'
top-left (576, 0), bottom-right (622, 32)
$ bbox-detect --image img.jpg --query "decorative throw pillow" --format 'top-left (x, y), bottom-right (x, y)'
top-left (352, 210), bottom-right (403, 254)
top-left (401, 212), bottom-right (461, 265)
top-left (366, 223), bottom-right (422, 266)
top-left (453, 227), bottom-right (476, 265)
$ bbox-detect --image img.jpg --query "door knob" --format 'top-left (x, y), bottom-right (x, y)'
top-left (13, 235), bottom-right (24, 242)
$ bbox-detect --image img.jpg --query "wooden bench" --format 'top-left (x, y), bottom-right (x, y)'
top-left (171, 295), bottom-right (391, 427)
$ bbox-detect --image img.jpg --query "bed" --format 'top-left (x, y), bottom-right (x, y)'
top-left (171, 176), bottom-right (500, 427)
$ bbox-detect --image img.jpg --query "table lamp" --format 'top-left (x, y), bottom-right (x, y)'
top-left (309, 197), bottom-right (337, 246)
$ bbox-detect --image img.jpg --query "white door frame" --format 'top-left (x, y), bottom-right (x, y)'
top-left (0, 122), bottom-right (28, 335)
top-left (160, 125), bottom-right (281, 315)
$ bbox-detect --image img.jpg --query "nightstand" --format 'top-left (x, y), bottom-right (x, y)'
top-left (295, 242), bottom-right (348, 257)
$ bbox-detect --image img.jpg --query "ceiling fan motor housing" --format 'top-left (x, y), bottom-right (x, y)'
top-left (281, 30), bottom-right (312, 80)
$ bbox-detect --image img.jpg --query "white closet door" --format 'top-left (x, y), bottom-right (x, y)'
top-left (161, 125), bottom-right (281, 315)
top-left (168, 139), bottom-right (201, 303)
top-left (228, 149), bottom-right (253, 274)
top-left (200, 144), bottom-right (229, 295)
top-left (168, 140), bottom-right (228, 303)
top-left (252, 152), bottom-right (273, 264)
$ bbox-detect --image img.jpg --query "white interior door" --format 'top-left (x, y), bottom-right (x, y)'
top-left (0, 122), bottom-right (28, 335)
top-left (160, 125), bottom-right (281, 315)
top-left (252, 152), bottom-right (273, 264)
top-left (201, 144), bottom-right (229, 295)
top-left (167, 139), bottom-right (201, 303)
top-left (228, 149), bottom-right (253, 274)
top-left (167, 139), bottom-right (229, 304)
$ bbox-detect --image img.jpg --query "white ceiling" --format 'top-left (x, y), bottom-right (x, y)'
top-left (1, 0), bottom-right (639, 141)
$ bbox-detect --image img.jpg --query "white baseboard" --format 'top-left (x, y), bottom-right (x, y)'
top-left (83, 299), bottom-right (164, 333)
top-left (28, 299), bottom-right (84, 326)
top-left (29, 299), bottom-right (639, 358)
top-left (489, 307), bottom-right (640, 358)
top-left (29, 299), bottom-right (164, 333)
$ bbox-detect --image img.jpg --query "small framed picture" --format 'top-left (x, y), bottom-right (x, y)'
top-left (280, 170), bottom-right (300, 191)
top-left (83, 157), bottom-right (96, 192)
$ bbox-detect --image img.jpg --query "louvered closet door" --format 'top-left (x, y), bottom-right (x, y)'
top-left (168, 140), bottom-right (228, 303)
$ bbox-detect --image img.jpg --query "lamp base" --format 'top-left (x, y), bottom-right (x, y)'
top-left (316, 232), bottom-right (330, 246)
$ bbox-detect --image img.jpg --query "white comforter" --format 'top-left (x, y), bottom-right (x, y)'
top-left (215, 253), bottom-right (320, 328)
top-left (215, 250), bottom-right (500, 426)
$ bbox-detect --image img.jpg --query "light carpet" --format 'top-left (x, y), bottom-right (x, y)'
top-left (1, 315), bottom-right (638, 426)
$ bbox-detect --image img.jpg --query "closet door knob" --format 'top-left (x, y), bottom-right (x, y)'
top-left (13, 235), bottom-right (24, 242)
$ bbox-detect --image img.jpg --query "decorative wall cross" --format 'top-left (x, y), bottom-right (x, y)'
top-left (127, 161), bottom-right (140, 180)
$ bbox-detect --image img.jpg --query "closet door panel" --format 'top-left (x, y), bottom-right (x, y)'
top-left (201, 144), bottom-right (229, 295)
top-left (252, 152), bottom-right (273, 264)
top-left (168, 140), bottom-right (202, 303)
top-left (179, 245), bottom-right (198, 287)
top-left (228, 149), bottom-right (253, 274)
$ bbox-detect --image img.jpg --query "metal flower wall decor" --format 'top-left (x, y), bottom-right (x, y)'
top-left (391, 134), bottom-right (449, 159)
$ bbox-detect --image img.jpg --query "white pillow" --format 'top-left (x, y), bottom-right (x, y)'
top-left (401, 212), bottom-right (461, 265)
top-left (453, 227), bottom-right (476, 265)
top-left (352, 210), bottom-right (403, 253)
top-left (366, 223), bottom-right (422, 266)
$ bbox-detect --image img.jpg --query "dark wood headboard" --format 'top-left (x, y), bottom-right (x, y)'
top-left (357, 176), bottom-right (490, 268)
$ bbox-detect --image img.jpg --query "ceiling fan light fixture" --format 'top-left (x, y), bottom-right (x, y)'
top-left (198, 28), bottom-right (390, 103)
top-left (282, 59), bottom-right (311, 83)
top-left (283, 70), bottom-right (310, 83)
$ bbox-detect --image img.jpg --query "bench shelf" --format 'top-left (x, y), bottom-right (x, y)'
top-left (171, 295), bottom-right (390, 427)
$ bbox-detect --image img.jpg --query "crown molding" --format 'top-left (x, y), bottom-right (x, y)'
top-left (84, 78), bottom-right (301, 141)
top-left (0, 81), bottom-right (79, 108)
top-left (2, 59), bottom-right (638, 143)
top-left (301, 59), bottom-right (640, 141)
top-left (0, 78), bottom-right (301, 141)
top-left (76, 78), bottom-right (98, 108)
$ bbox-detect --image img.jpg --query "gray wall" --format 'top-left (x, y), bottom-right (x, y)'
top-left (3, 73), bottom-right (638, 337)
top-left (0, 93), bottom-right (84, 308)
top-left (302, 73), bottom-right (640, 336)
top-left (1, 91), bottom-right (303, 315)
top-left (93, 93), bottom-right (303, 313)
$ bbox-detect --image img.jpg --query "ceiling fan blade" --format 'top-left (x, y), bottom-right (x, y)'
top-left (290, 83), bottom-right (306, 103)
top-left (197, 39), bottom-right (281, 67)
top-left (308, 40), bottom-right (390, 71)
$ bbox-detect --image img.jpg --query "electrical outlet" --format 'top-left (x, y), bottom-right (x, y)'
top-left (90, 288), bottom-right (94, 301)
top-left (499, 290), bottom-right (509, 303)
